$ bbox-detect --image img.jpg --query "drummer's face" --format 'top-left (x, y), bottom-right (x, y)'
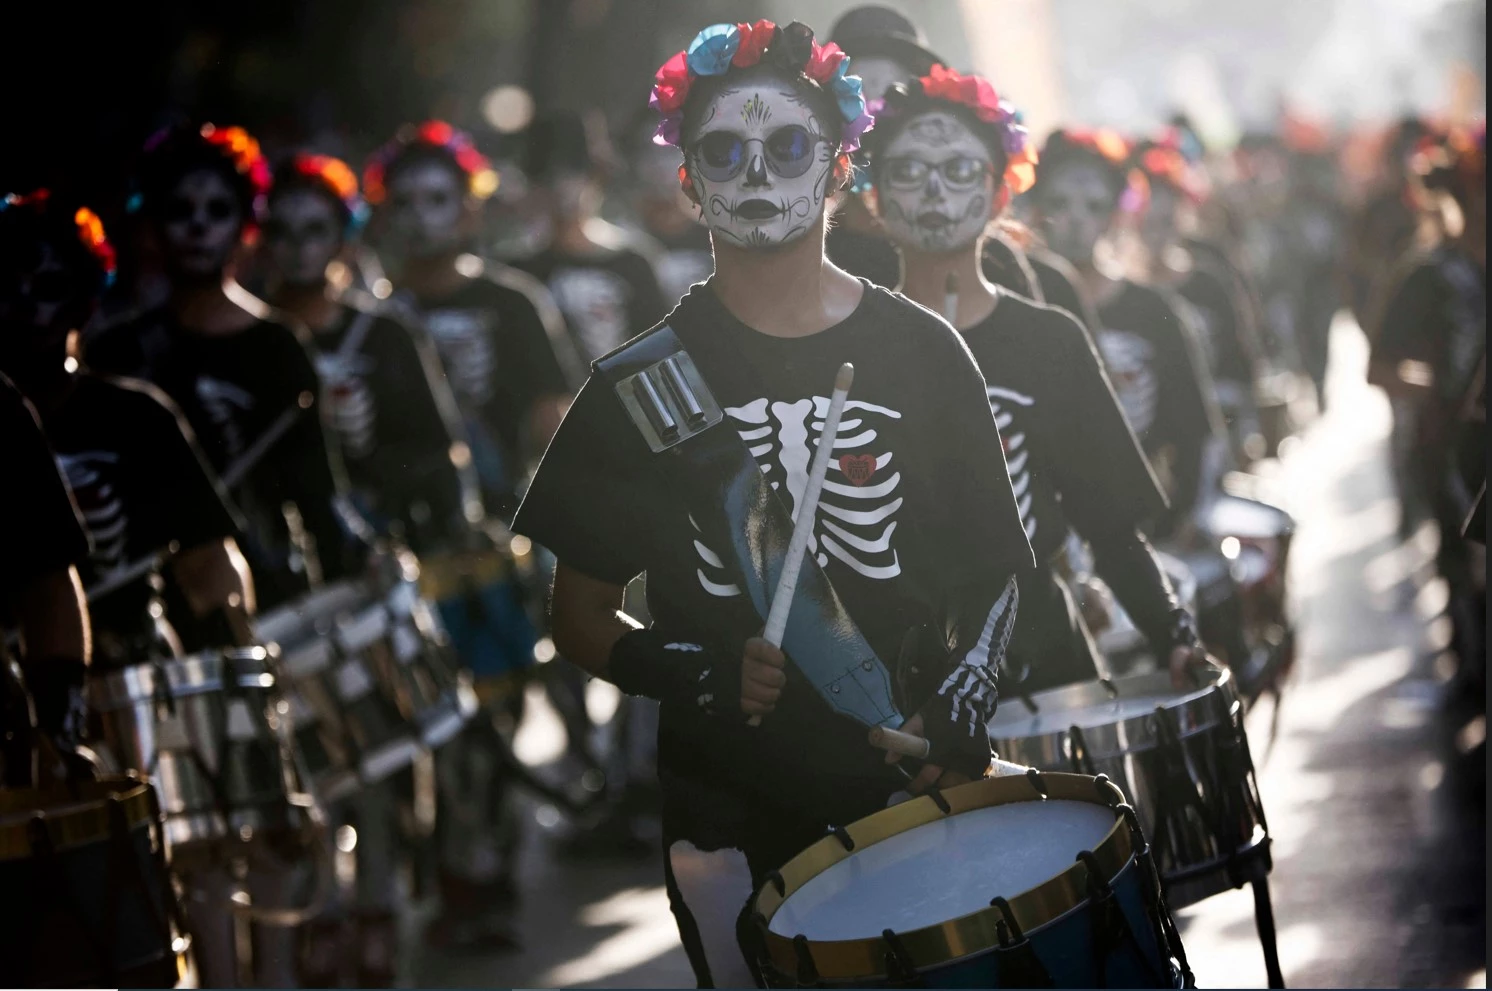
top-left (1034, 162), bottom-right (1117, 266)
top-left (264, 188), bottom-right (344, 289)
top-left (386, 159), bottom-right (467, 259)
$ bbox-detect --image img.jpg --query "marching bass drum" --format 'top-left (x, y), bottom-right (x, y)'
top-left (748, 773), bottom-right (1192, 988)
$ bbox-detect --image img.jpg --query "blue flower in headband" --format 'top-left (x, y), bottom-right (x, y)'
top-left (686, 23), bottom-right (741, 78)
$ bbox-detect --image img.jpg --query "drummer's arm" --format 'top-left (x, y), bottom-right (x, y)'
top-left (17, 565), bottom-right (91, 667)
top-left (550, 563), bottom-right (639, 676)
top-left (172, 537), bottom-right (256, 645)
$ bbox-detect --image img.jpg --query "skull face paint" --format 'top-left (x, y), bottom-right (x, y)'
top-left (684, 70), bottom-right (837, 250)
top-left (265, 187), bottom-right (344, 289)
top-left (1031, 161), bottom-right (1120, 267)
top-left (876, 110), bottom-right (995, 254)
top-left (386, 158), bottom-right (466, 259)
top-left (160, 169), bottom-right (244, 280)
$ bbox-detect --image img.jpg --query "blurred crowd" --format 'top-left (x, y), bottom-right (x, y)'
top-left (0, 3), bottom-right (1483, 988)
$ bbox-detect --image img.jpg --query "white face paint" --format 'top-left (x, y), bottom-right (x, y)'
top-left (875, 110), bottom-right (995, 254)
top-left (684, 69), bottom-right (837, 250)
top-left (1032, 161), bottom-right (1118, 267)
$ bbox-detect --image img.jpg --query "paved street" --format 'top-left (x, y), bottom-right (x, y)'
top-left (413, 318), bottom-right (1486, 989)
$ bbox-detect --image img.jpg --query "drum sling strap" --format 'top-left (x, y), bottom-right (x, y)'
top-left (594, 325), bottom-right (903, 730)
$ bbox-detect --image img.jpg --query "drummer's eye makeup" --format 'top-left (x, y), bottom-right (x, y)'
top-left (875, 110), bottom-right (995, 254)
top-left (686, 76), bottom-right (837, 250)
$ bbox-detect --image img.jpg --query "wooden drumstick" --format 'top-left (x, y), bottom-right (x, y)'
top-left (748, 362), bottom-right (855, 728)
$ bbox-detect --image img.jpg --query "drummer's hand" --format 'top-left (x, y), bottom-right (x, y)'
top-left (1168, 643), bottom-right (1211, 690)
top-left (741, 636), bottom-right (787, 718)
top-left (881, 714), bottom-right (972, 795)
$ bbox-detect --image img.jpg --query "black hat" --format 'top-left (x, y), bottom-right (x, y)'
top-left (526, 110), bottom-right (616, 179)
top-left (829, 5), bottom-right (942, 77)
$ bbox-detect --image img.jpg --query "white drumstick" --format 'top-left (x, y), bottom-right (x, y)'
top-left (943, 272), bottom-right (959, 326)
top-left (763, 362), bottom-right (854, 648)
top-left (748, 362), bottom-right (854, 728)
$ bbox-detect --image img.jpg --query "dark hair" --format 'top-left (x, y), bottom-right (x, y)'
top-left (0, 193), bottom-right (114, 295)
top-left (1031, 129), bottom-right (1129, 202)
top-left (861, 83), bottom-right (1009, 178)
top-left (138, 123), bottom-right (265, 226)
top-left (270, 163), bottom-right (349, 225)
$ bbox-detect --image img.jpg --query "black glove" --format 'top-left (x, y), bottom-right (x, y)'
top-left (18, 656), bottom-right (96, 781)
top-left (918, 662), bottom-right (998, 780)
top-left (607, 628), bottom-right (745, 720)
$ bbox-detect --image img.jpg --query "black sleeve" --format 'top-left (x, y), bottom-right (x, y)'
top-left (511, 374), bottom-right (655, 586)
top-left (122, 380), bottom-right (244, 552)
top-left (1371, 263), bottom-right (1438, 369)
top-left (622, 250), bottom-right (671, 335)
top-left (0, 382), bottom-right (90, 596)
top-left (1042, 310), bottom-right (1169, 529)
top-left (1154, 292), bottom-right (1226, 526)
top-left (1085, 518), bottom-right (1182, 653)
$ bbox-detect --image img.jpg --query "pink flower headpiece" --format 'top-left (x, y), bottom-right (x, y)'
top-left (649, 20), bottom-right (875, 153)
top-left (363, 120), bottom-right (500, 206)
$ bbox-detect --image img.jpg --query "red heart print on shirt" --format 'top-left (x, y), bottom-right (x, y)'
top-left (838, 453), bottom-right (877, 486)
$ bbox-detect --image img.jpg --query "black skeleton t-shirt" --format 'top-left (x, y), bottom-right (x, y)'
top-left (85, 309), bottom-right (353, 607)
top-left (0, 373), bottom-right (90, 612)
top-left (39, 374), bottom-right (242, 658)
top-left (310, 301), bottom-right (466, 550)
top-left (515, 280), bottom-right (1033, 860)
top-left (1030, 249), bottom-right (1099, 331)
top-left (959, 292), bottom-right (1169, 686)
top-left (980, 231), bottom-right (1040, 301)
top-left (1174, 261), bottom-right (1261, 398)
top-left (1094, 280), bottom-right (1224, 530)
top-left (521, 244), bottom-right (669, 362)
top-left (406, 266), bottom-right (578, 514)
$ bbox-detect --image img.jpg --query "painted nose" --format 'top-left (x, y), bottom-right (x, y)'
top-left (745, 152), bottom-right (768, 187)
top-left (923, 171), bottom-right (944, 199)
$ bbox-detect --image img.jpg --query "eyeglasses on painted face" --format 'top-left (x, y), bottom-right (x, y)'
top-left (693, 125), bottom-right (829, 182)
top-left (164, 196), bottom-right (240, 225)
top-left (880, 156), bottom-right (992, 191)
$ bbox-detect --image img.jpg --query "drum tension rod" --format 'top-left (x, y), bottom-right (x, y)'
top-left (880, 928), bottom-right (922, 987)
top-left (765, 869), bottom-right (786, 897)
top-left (791, 933), bottom-right (819, 985)
top-left (988, 896), bottom-right (1056, 988)
top-left (1092, 773), bottom-right (1125, 808)
top-left (1025, 766), bottom-right (1048, 798)
top-left (829, 825), bottom-right (855, 851)
top-left (925, 786), bottom-right (951, 815)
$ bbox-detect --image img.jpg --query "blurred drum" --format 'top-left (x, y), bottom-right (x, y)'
top-left (89, 646), bottom-right (312, 859)
top-left (748, 773), bottom-right (1191, 988)
top-left (382, 577), bottom-right (478, 748)
top-left (255, 580), bottom-right (423, 789)
top-left (418, 546), bottom-right (538, 698)
top-left (989, 667), bottom-right (1270, 909)
top-left (0, 775), bottom-right (190, 987)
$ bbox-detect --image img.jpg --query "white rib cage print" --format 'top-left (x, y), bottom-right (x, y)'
top-left (315, 352), bottom-right (378, 460)
top-left (1095, 329), bottom-right (1158, 438)
top-left (986, 385), bottom-right (1037, 542)
top-left (56, 451), bottom-right (129, 576)
top-left (693, 395), bottom-right (905, 598)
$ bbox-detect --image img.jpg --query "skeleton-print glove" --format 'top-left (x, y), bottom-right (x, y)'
top-left (608, 628), bottom-right (744, 720)
top-left (917, 662), bottom-right (998, 780)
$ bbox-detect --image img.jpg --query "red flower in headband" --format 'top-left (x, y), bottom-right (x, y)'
top-left (919, 65), bottom-right (1000, 123)
top-left (732, 20), bottom-right (773, 68)
top-left (364, 120), bottom-right (499, 205)
top-left (804, 40), bottom-right (847, 83)
top-left (200, 123), bottom-right (271, 200)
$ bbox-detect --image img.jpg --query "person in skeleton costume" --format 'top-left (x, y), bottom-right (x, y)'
top-left (519, 111), bottom-right (670, 363)
top-left (0, 370), bottom-right (92, 789)
top-left (264, 153), bottom-right (469, 552)
top-left (1027, 129), bottom-right (1226, 539)
top-left (1127, 132), bottom-right (1266, 464)
top-left (85, 123), bottom-right (360, 612)
top-left (365, 119), bottom-right (578, 517)
top-left (862, 71), bottom-right (1207, 696)
top-left (514, 22), bottom-right (1032, 987)
top-left (0, 190), bottom-right (252, 667)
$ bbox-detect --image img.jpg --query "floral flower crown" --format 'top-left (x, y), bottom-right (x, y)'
top-left (867, 65), bottom-right (1038, 205)
top-left (649, 19), bottom-right (875, 153)
top-left (282, 153), bottom-right (371, 232)
top-left (1129, 129), bottom-right (1208, 207)
top-left (1037, 127), bottom-right (1149, 212)
top-left (1, 189), bottom-right (117, 289)
top-left (363, 120), bottom-right (500, 206)
top-left (135, 122), bottom-right (273, 232)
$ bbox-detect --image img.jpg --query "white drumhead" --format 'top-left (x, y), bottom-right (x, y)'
top-left (991, 694), bottom-right (1176, 737)
top-left (768, 800), bottom-right (1114, 940)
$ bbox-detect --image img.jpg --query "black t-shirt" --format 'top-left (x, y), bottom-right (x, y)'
top-left (1174, 260), bottom-right (1260, 393)
top-left (521, 244), bottom-right (669, 363)
top-left (959, 292), bottom-right (1166, 680)
top-left (405, 266), bottom-right (577, 513)
top-left (514, 280), bottom-right (1032, 861)
top-left (1094, 281), bottom-right (1224, 527)
top-left (40, 374), bottom-right (242, 657)
top-left (85, 308), bottom-right (352, 608)
top-left (826, 223), bottom-right (901, 289)
top-left (1374, 246), bottom-right (1487, 410)
top-left (1030, 249), bottom-right (1100, 331)
top-left (0, 372), bottom-right (90, 611)
top-left (310, 300), bottom-right (466, 549)
top-left (980, 232), bottom-right (1040, 301)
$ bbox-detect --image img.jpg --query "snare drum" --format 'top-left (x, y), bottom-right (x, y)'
top-left (88, 647), bottom-right (307, 858)
top-left (0, 775), bottom-right (189, 987)
top-left (989, 668), bottom-right (1270, 909)
top-left (382, 578), bottom-right (478, 748)
top-left (749, 773), bottom-right (1190, 988)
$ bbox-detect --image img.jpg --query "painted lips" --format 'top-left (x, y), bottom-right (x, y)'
top-left (916, 211), bottom-right (955, 230)
top-left (734, 199), bottom-right (783, 221)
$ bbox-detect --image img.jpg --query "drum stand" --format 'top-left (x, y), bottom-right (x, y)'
top-left (1251, 875), bottom-right (1285, 990)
